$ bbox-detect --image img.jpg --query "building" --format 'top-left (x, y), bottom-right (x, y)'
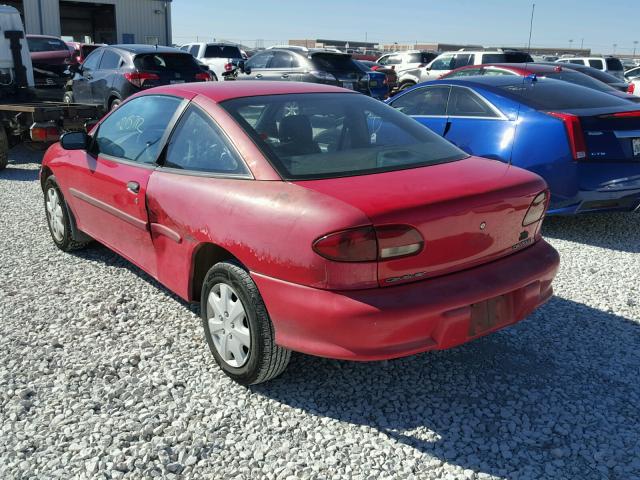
top-left (289, 39), bottom-right (378, 51)
top-left (5, 0), bottom-right (172, 45)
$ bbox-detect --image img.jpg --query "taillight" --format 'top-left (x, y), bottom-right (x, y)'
top-left (312, 225), bottom-right (424, 262)
top-left (195, 72), bottom-right (211, 81)
top-left (124, 72), bottom-right (160, 88)
top-left (224, 62), bottom-right (233, 72)
top-left (627, 83), bottom-right (635, 94)
top-left (522, 191), bottom-right (548, 226)
top-left (30, 123), bottom-right (60, 142)
top-left (547, 112), bottom-right (587, 160)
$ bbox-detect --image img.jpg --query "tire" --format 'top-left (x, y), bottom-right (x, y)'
top-left (62, 90), bottom-right (74, 104)
top-left (0, 127), bottom-right (8, 171)
top-left (43, 176), bottom-right (91, 252)
top-left (399, 81), bottom-right (416, 91)
top-left (201, 261), bottom-right (290, 385)
top-left (109, 98), bottom-right (121, 110)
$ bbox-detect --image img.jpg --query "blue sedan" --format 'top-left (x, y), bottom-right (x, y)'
top-left (386, 76), bottom-right (640, 214)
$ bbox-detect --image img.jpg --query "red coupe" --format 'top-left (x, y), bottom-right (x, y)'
top-left (40, 82), bottom-right (559, 385)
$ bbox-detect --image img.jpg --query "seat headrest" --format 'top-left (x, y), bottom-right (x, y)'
top-left (279, 115), bottom-right (313, 144)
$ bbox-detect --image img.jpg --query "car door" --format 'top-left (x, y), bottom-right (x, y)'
top-left (73, 48), bottom-right (102, 103)
top-left (443, 85), bottom-right (514, 162)
top-left (263, 50), bottom-right (302, 81)
top-left (146, 103), bottom-right (252, 297)
top-left (64, 95), bottom-right (186, 276)
top-left (237, 50), bottom-right (273, 80)
top-left (423, 54), bottom-right (456, 80)
top-left (91, 48), bottom-right (122, 105)
top-left (389, 85), bottom-right (450, 134)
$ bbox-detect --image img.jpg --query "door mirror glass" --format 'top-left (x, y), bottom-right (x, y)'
top-left (60, 131), bottom-right (88, 150)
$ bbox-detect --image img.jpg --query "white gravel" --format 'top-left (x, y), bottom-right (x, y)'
top-left (0, 148), bottom-right (639, 480)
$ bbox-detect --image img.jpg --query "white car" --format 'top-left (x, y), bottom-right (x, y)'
top-left (180, 42), bottom-right (243, 79)
top-left (625, 66), bottom-right (640, 82)
top-left (627, 78), bottom-right (640, 96)
top-left (402, 49), bottom-right (534, 88)
top-left (555, 57), bottom-right (625, 80)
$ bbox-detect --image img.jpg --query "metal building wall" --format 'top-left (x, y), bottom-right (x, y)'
top-left (21, 0), bottom-right (172, 45)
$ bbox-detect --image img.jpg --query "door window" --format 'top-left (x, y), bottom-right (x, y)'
top-left (588, 59), bottom-right (604, 70)
top-left (98, 50), bottom-right (122, 70)
top-left (246, 51), bottom-right (273, 69)
top-left (164, 106), bottom-right (249, 175)
top-left (429, 54), bottom-right (455, 71)
top-left (452, 54), bottom-right (474, 69)
top-left (189, 45), bottom-right (200, 56)
top-left (269, 51), bottom-right (297, 69)
top-left (390, 86), bottom-right (450, 116)
top-left (446, 67), bottom-right (482, 78)
top-left (447, 87), bottom-right (500, 118)
top-left (82, 49), bottom-right (103, 71)
top-left (95, 95), bottom-right (182, 164)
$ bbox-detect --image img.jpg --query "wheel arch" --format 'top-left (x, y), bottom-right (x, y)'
top-left (189, 242), bottom-right (245, 302)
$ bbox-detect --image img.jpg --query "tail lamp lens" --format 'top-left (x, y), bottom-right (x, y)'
top-left (628, 83), bottom-right (636, 94)
top-left (547, 112), bottom-right (587, 160)
top-left (224, 62), bottom-right (233, 72)
top-left (523, 191), bottom-right (548, 226)
top-left (312, 225), bottom-right (424, 262)
top-left (195, 72), bottom-right (211, 81)
top-left (124, 72), bottom-right (160, 87)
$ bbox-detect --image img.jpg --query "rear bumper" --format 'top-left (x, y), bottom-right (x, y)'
top-left (548, 186), bottom-right (640, 214)
top-left (252, 239), bottom-right (560, 361)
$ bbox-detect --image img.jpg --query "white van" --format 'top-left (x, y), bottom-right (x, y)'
top-left (0, 5), bottom-right (35, 94)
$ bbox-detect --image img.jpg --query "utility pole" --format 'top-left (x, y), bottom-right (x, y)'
top-left (580, 38), bottom-right (584, 49)
top-left (613, 43), bottom-right (617, 55)
top-left (634, 40), bottom-right (638, 57)
top-left (527, 3), bottom-right (535, 53)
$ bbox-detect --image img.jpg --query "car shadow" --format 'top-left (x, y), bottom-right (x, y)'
top-left (253, 297), bottom-right (640, 479)
top-left (543, 212), bottom-right (639, 253)
top-left (0, 145), bottom-right (45, 182)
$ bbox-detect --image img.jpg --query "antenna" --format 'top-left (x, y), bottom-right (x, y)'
top-left (527, 3), bottom-right (535, 53)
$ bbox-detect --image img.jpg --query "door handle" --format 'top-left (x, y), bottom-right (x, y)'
top-left (281, 74), bottom-right (289, 79)
top-left (126, 181), bottom-right (140, 194)
top-left (255, 74), bottom-right (263, 78)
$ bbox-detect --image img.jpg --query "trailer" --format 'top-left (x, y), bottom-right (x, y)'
top-left (0, 101), bottom-right (104, 170)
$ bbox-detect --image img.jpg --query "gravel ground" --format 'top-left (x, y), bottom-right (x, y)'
top-left (0, 148), bottom-right (639, 480)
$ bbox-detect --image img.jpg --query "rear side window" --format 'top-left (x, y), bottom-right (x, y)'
top-left (246, 51), bottom-right (273, 69)
top-left (391, 86), bottom-right (450, 116)
top-left (430, 54), bottom-right (455, 70)
top-left (311, 54), bottom-right (358, 72)
top-left (605, 58), bottom-right (623, 71)
top-left (589, 59), bottom-right (604, 69)
top-left (95, 95), bottom-right (182, 163)
top-left (500, 79), bottom-right (630, 110)
top-left (452, 54), bottom-right (474, 68)
top-left (446, 68), bottom-right (483, 78)
top-left (569, 59), bottom-right (586, 65)
top-left (269, 51), bottom-right (299, 69)
top-left (204, 45), bottom-right (241, 58)
top-left (482, 52), bottom-right (533, 63)
top-left (447, 87), bottom-right (500, 118)
top-left (99, 50), bottom-right (122, 70)
top-left (27, 37), bottom-right (68, 52)
top-left (165, 106), bottom-right (248, 175)
top-left (134, 53), bottom-right (199, 72)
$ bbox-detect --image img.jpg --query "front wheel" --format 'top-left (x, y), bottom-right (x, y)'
top-left (43, 176), bottom-right (90, 251)
top-left (201, 261), bottom-right (290, 385)
top-left (109, 98), bottom-right (121, 110)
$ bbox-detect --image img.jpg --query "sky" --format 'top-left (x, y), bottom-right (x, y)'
top-left (171, 0), bottom-right (639, 55)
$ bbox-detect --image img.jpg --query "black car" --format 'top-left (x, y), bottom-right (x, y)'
top-left (538, 62), bottom-right (629, 92)
top-left (64, 45), bottom-right (211, 109)
top-left (233, 48), bottom-right (374, 95)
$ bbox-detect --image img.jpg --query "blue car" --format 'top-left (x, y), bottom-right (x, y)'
top-left (387, 76), bottom-right (640, 214)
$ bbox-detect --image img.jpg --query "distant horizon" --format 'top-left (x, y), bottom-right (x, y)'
top-left (171, 0), bottom-right (640, 56)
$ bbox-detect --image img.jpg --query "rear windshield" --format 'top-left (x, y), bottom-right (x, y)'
top-left (204, 45), bottom-right (242, 58)
top-left (133, 53), bottom-right (199, 72)
top-left (27, 37), bottom-right (69, 52)
top-left (545, 71), bottom-right (615, 93)
top-left (482, 52), bottom-right (533, 63)
top-left (311, 54), bottom-right (358, 72)
top-left (499, 79), bottom-right (629, 110)
top-left (221, 93), bottom-right (467, 180)
top-left (606, 58), bottom-right (624, 71)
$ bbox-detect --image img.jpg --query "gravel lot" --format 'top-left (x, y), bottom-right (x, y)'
top-left (1, 148), bottom-right (639, 480)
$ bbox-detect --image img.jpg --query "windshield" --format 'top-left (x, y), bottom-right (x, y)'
top-left (204, 45), bottom-right (242, 58)
top-left (27, 37), bottom-right (69, 52)
top-left (499, 79), bottom-right (630, 110)
top-left (221, 93), bottom-right (468, 180)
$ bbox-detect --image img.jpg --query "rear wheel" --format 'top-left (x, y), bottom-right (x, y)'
top-left (201, 261), bottom-right (290, 385)
top-left (109, 98), bottom-right (121, 110)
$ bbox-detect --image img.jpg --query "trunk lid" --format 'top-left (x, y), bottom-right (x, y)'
top-left (296, 157), bottom-right (547, 286)
top-left (310, 52), bottom-right (368, 93)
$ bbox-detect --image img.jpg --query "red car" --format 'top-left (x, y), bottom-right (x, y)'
top-left (26, 34), bottom-right (74, 88)
top-left (40, 82), bottom-right (559, 385)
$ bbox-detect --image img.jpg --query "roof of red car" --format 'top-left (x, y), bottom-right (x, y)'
top-left (445, 63), bottom-right (564, 77)
top-left (151, 81), bottom-right (353, 103)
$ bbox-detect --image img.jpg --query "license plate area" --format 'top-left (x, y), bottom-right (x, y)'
top-left (469, 294), bottom-right (512, 336)
top-left (633, 138), bottom-right (640, 157)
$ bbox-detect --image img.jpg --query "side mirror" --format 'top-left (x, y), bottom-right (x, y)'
top-left (238, 60), bottom-right (249, 74)
top-left (60, 131), bottom-right (88, 150)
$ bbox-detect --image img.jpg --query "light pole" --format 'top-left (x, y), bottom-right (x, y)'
top-left (634, 40), bottom-right (638, 57)
top-left (568, 39), bottom-right (573, 51)
top-left (613, 43), bottom-right (617, 55)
